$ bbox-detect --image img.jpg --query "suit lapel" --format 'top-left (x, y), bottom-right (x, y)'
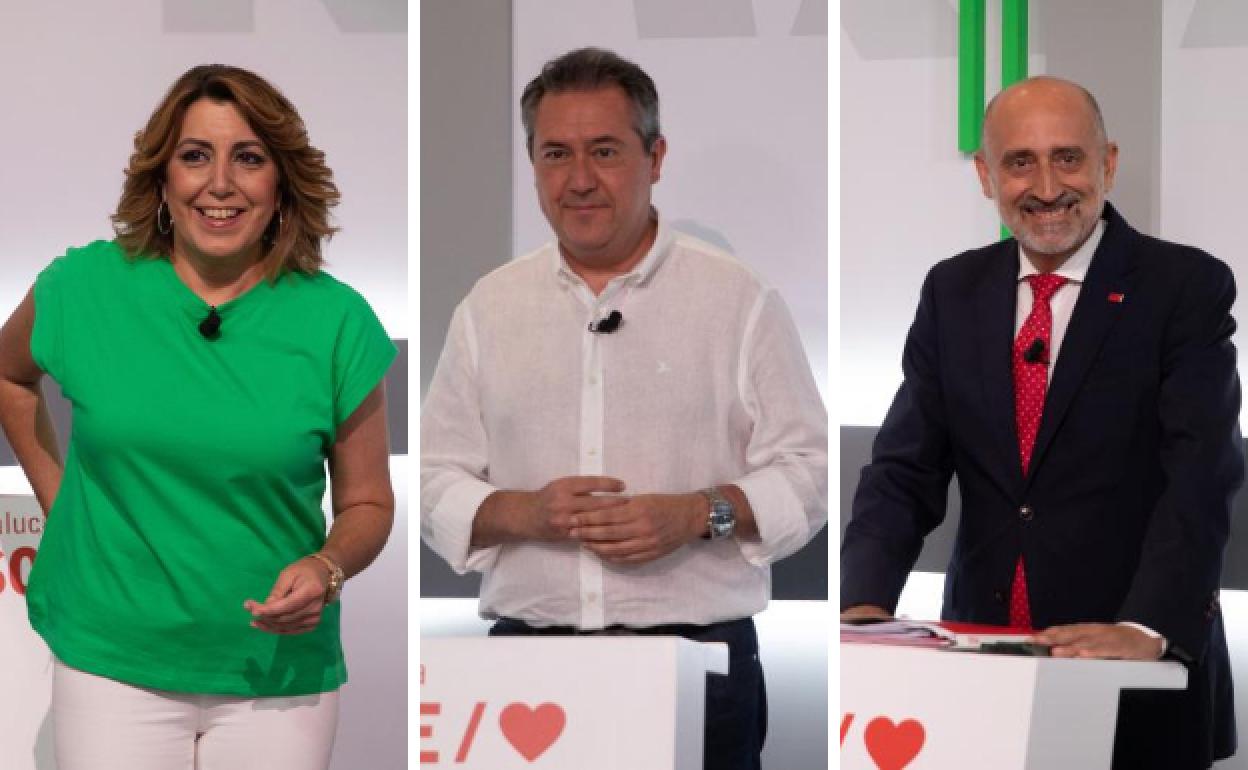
top-left (1028, 204), bottom-right (1136, 479)
top-left (975, 241), bottom-right (1025, 488)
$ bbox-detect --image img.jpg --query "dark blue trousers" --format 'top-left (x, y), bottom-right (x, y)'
top-left (489, 616), bottom-right (767, 770)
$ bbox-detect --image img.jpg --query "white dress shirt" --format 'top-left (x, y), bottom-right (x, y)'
top-left (420, 213), bottom-right (828, 629)
top-left (1013, 219), bottom-right (1105, 381)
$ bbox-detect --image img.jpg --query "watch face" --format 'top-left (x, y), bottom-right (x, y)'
top-left (325, 570), bottom-right (345, 603)
top-left (709, 501), bottom-right (735, 538)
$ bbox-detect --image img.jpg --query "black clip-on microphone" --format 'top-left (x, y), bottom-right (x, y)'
top-left (1022, 338), bottom-right (1047, 365)
top-left (589, 310), bottom-right (623, 334)
top-left (199, 306), bottom-right (222, 339)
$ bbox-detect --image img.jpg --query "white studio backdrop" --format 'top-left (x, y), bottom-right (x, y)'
top-left (1160, 0), bottom-right (1248, 430)
top-left (840, 0), bottom-right (1042, 426)
top-left (0, 0), bottom-right (406, 337)
top-left (0, 2), bottom-right (406, 770)
top-left (512, 0), bottom-right (829, 403)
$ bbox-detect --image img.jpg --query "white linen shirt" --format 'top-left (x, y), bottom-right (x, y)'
top-left (420, 215), bottom-right (828, 629)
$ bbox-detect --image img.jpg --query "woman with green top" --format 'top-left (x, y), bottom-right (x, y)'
top-left (0, 64), bottom-right (396, 769)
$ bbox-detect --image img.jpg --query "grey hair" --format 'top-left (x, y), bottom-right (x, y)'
top-left (981, 75), bottom-right (1108, 153)
top-left (520, 47), bottom-right (661, 158)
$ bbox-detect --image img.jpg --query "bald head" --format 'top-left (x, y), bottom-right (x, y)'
top-left (981, 76), bottom-right (1107, 157)
top-left (972, 75), bottom-right (1119, 271)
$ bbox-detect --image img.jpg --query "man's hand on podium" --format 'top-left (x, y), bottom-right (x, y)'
top-left (841, 605), bottom-right (893, 622)
top-left (1032, 623), bottom-right (1166, 661)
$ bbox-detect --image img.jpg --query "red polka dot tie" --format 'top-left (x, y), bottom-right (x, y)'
top-left (1009, 273), bottom-right (1067, 629)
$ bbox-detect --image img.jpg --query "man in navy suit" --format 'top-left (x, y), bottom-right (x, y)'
top-left (841, 76), bottom-right (1243, 768)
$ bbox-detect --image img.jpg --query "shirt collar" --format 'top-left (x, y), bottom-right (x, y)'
top-left (1016, 218), bottom-right (1105, 284)
top-left (551, 207), bottom-right (674, 288)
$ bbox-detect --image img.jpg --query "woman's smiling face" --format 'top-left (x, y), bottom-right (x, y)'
top-left (164, 98), bottom-right (279, 266)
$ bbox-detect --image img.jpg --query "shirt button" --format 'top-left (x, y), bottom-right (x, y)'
top-left (588, 375), bottom-right (599, 385)
top-left (1019, 505), bottom-right (1034, 522)
top-left (587, 448), bottom-right (598, 457)
top-left (587, 592), bottom-right (598, 603)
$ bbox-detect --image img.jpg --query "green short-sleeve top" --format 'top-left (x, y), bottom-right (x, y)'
top-left (25, 240), bottom-right (397, 696)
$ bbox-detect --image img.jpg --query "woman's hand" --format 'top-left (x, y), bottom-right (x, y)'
top-left (243, 556), bottom-right (330, 635)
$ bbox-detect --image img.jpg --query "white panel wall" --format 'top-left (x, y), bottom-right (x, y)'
top-left (0, 0), bottom-right (406, 336)
top-left (1160, 0), bottom-right (1248, 430)
top-left (840, 0), bottom-right (1042, 425)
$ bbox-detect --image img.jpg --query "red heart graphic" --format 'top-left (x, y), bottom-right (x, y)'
top-left (864, 716), bottom-right (925, 770)
top-left (499, 702), bottom-right (566, 762)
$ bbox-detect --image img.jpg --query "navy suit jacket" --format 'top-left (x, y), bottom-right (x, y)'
top-left (842, 204), bottom-right (1244, 767)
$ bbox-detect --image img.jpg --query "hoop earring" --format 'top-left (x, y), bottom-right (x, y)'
top-left (265, 208), bottom-right (284, 246)
top-left (156, 201), bottom-right (172, 235)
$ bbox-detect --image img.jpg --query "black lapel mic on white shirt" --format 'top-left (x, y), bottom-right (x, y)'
top-left (588, 310), bottom-right (623, 334)
top-left (199, 306), bottom-right (222, 339)
top-left (1022, 338), bottom-right (1047, 365)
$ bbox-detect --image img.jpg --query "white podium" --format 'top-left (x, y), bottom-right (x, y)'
top-left (840, 642), bottom-right (1187, 769)
top-left (421, 637), bottom-right (729, 769)
top-left (0, 494), bottom-right (52, 770)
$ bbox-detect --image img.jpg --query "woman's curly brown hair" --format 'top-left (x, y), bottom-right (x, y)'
top-left (112, 64), bottom-right (339, 278)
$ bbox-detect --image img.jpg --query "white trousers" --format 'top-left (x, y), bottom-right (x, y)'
top-left (52, 660), bottom-right (339, 770)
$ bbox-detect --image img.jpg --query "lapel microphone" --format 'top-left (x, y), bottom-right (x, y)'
top-left (199, 306), bottom-right (222, 339)
top-left (1022, 338), bottom-right (1047, 365)
top-left (588, 310), bottom-right (623, 334)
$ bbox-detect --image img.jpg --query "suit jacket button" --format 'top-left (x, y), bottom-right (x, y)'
top-left (994, 590), bottom-right (1005, 603)
top-left (1019, 504), bottom-right (1035, 522)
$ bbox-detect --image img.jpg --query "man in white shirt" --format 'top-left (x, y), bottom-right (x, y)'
top-left (421, 48), bottom-right (827, 769)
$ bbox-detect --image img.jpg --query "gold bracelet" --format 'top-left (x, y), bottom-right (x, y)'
top-left (307, 551), bottom-right (345, 603)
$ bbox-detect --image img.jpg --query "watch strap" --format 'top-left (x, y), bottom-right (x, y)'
top-left (698, 486), bottom-right (735, 540)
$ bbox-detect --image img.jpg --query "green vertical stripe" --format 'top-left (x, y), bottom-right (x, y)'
top-left (958, 0), bottom-right (986, 153)
top-left (1001, 0), bottom-right (1028, 88)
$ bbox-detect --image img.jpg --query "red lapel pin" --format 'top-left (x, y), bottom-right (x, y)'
top-left (1108, 292), bottom-right (1125, 303)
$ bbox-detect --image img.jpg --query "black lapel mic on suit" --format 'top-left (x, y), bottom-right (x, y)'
top-left (1022, 338), bottom-right (1047, 365)
top-left (199, 306), bottom-right (222, 339)
top-left (588, 310), bottom-right (623, 334)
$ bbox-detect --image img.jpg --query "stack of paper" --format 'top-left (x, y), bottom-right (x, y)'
top-left (841, 619), bottom-right (1040, 652)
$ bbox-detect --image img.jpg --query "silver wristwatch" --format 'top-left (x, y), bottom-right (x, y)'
top-left (699, 486), bottom-right (736, 540)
